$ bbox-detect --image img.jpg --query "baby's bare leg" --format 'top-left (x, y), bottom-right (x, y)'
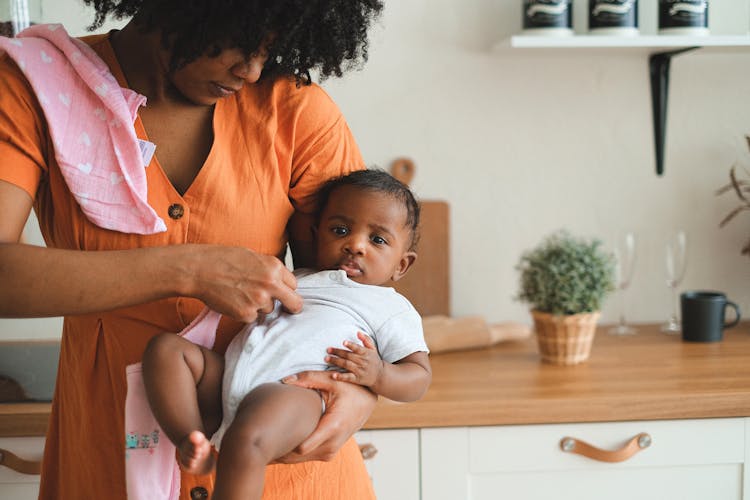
top-left (142, 333), bottom-right (224, 474)
top-left (212, 383), bottom-right (322, 500)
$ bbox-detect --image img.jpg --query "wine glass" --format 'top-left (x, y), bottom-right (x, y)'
top-left (608, 232), bottom-right (637, 336)
top-left (661, 230), bottom-right (688, 334)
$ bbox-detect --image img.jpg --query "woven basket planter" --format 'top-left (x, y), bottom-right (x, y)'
top-left (531, 310), bottom-right (601, 365)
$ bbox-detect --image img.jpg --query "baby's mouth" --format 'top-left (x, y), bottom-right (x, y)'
top-left (339, 261), bottom-right (363, 277)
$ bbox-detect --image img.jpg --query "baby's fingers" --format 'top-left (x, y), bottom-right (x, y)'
top-left (325, 354), bottom-right (356, 372)
top-left (327, 347), bottom-right (356, 359)
top-left (342, 340), bottom-right (369, 355)
top-left (357, 332), bottom-right (376, 350)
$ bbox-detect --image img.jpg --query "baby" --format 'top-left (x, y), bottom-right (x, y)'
top-left (142, 169), bottom-right (431, 500)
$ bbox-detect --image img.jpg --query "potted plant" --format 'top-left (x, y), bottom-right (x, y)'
top-left (716, 136), bottom-right (750, 258)
top-left (516, 230), bottom-right (615, 365)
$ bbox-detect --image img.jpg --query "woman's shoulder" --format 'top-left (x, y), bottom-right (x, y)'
top-left (0, 52), bottom-right (46, 140)
top-left (266, 77), bottom-right (334, 103)
top-left (243, 77), bottom-right (342, 123)
top-left (0, 52), bottom-right (29, 94)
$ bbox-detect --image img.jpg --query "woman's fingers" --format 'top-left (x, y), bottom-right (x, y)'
top-left (272, 277), bottom-right (303, 314)
top-left (250, 256), bottom-right (301, 315)
top-left (194, 247), bottom-right (303, 321)
top-left (261, 259), bottom-right (302, 314)
top-left (278, 371), bottom-right (377, 463)
top-left (278, 371), bottom-right (340, 460)
top-left (282, 370), bottom-right (335, 391)
top-left (331, 372), bottom-right (356, 383)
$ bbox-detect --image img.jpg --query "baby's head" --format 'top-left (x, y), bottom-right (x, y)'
top-left (314, 169), bottom-right (420, 286)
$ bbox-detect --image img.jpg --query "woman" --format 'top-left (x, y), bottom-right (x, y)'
top-left (0, 1), bottom-right (383, 498)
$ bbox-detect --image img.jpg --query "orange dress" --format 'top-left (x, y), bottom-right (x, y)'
top-left (0, 33), bottom-right (375, 500)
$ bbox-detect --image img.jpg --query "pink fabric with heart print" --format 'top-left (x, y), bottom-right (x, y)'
top-left (0, 24), bottom-right (166, 234)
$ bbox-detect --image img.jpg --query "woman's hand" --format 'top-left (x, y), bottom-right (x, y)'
top-left (275, 371), bottom-right (377, 463)
top-left (182, 245), bottom-right (303, 323)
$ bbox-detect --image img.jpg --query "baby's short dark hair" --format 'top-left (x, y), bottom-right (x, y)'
top-left (315, 169), bottom-right (420, 251)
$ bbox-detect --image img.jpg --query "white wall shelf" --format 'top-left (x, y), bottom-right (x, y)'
top-left (497, 35), bottom-right (750, 175)
top-left (505, 34), bottom-right (750, 50)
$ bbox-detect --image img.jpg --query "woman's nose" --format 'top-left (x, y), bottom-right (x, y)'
top-left (232, 53), bottom-right (266, 83)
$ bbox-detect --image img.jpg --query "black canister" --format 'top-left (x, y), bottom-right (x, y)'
top-left (522, 0), bottom-right (573, 36)
top-left (589, 0), bottom-right (638, 35)
top-left (659, 0), bottom-right (708, 35)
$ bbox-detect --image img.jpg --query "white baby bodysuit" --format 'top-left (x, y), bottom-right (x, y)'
top-left (211, 269), bottom-right (428, 447)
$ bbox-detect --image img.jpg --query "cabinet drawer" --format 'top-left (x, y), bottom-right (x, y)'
top-left (0, 437), bottom-right (43, 485)
top-left (421, 419), bottom-right (747, 500)
top-left (469, 418), bottom-right (745, 472)
top-left (356, 429), bottom-right (420, 500)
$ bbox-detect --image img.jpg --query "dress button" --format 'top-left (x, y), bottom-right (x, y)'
top-left (168, 203), bottom-right (184, 220)
top-left (190, 486), bottom-right (209, 499)
top-left (328, 271), bottom-right (340, 281)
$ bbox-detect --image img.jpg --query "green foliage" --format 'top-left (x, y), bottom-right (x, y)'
top-left (516, 231), bottom-right (616, 315)
top-left (715, 136), bottom-right (750, 257)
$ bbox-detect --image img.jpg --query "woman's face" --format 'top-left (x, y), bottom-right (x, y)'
top-left (168, 46), bottom-right (270, 105)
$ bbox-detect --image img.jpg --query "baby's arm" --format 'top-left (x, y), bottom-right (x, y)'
top-left (326, 332), bottom-right (431, 402)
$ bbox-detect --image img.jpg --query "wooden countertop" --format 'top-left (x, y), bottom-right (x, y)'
top-left (0, 402), bottom-right (49, 437)
top-left (364, 322), bottom-right (750, 429)
top-left (3, 323), bottom-right (750, 436)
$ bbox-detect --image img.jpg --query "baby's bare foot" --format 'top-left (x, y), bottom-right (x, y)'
top-left (177, 430), bottom-right (215, 475)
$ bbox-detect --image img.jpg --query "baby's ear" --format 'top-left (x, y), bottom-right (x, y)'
top-left (391, 252), bottom-right (417, 282)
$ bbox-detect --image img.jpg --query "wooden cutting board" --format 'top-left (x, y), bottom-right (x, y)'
top-left (389, 158), bottom-right (450, 317)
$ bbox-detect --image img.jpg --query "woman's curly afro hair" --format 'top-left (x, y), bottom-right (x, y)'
top-left (82, 0), bottom-right (384, 83)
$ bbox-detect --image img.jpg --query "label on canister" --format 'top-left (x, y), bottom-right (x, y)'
top-left (523, 0), bottom-right (573, 33)
top-left (659, 0), bottom-right (708, 32)
top-left (589, 0), bottom-right (638, 32)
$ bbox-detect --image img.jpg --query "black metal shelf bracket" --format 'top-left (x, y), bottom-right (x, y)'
top-left (649, 46), bottom-right (699, 176)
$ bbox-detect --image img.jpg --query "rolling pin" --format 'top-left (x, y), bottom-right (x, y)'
top-left (422, 315), bottom-right (532, 354)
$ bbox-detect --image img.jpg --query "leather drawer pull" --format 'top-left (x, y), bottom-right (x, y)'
top-left (559, 432), bottom-right (652, 463)
top-left (0, 447), bottom-right (42, 475)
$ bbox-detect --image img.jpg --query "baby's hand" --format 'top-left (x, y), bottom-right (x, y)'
top-left (326, 332), bottom-right (384, 388)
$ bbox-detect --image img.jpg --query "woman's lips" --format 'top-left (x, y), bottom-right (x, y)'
top-left (210, 82), bottom-right (240, 97)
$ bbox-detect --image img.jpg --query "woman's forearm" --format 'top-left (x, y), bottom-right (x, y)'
top-left (0, 243), bottom-right (190, 317)
top-left (0, 242), bottom-right (302, 322)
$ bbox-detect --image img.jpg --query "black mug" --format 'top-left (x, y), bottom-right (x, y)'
top-left (680, 291), bottom-right (741, 342)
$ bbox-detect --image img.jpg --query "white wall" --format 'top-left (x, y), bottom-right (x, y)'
top-left (3, 0), bottom-right (749, 339)
top-left (322, 0), bottom-right (750, 326)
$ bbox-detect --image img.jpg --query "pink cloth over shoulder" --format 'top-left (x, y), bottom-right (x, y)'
top-left (0, 23), bottom-right (166, 234)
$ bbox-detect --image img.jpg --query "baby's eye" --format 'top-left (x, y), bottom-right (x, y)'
top-left (331, 226), bottom-right (348, 236)
top-left (371, 235), bottom-right (387, 245)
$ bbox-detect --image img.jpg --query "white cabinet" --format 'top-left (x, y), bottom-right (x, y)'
top-left (355, 429), bottom-right (421, 500)
top-left (0, 437), bottom-right (43, 500)
top-left (421, 418), bottom-right (747, 500)
top-left (4, 420), bottom-right (747, 500)
top-left (2, 431), bottom-right (419, 500)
